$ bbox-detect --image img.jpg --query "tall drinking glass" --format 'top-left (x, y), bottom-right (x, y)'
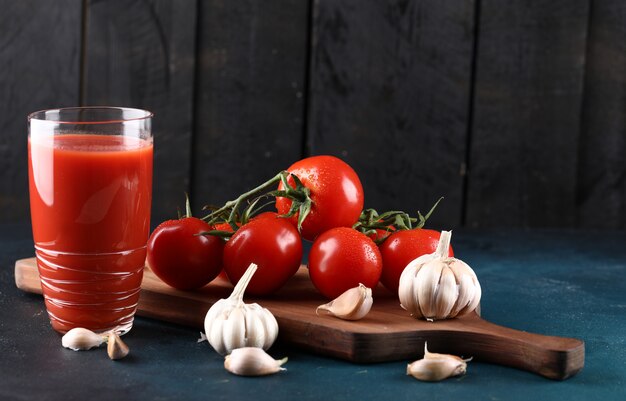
top-left (28, 107), bottom-right (153, 334)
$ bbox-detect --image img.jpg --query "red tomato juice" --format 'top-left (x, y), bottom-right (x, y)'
top-left (28, 134), bottom-right (153, 333)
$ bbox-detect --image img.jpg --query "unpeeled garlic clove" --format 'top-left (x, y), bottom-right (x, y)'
top-left (316, 283), bottom-right (373, 321)
top-left (406, 358), bottom-right (467, 382)
top-left (224, 347), bottom-right (288, 376)
top-left (61, 328), bottom-right (106, 351)
top-left (406, 342), bottom-right (471, 382)
top-left (107, 332), bottom-right (130, 360)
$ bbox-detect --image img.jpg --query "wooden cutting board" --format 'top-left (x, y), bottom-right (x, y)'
top-left (15, 257), bottom-right (583, 380)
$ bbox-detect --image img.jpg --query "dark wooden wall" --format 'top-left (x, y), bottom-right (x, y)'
top-left (1, 0), bottom-right (625, 230)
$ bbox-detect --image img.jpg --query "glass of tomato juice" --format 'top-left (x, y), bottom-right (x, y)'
top-left (27, 107), bottom-right (153, 335)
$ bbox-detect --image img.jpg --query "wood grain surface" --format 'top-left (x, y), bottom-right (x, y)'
top-left (15, 257), bottom-right (584, 380)
top-left (308, 0), bottom-right (476, 229)
top-left (466, 0), bottom-right (589, 228)
top-left (84, 0), bottom-right (197, 223)
top-left (0, 0), bottom-right (82, 223)
top-left (190, 0), bottom-right (308, 212)
top-left (2, 1), bottom-right (626, 229)
top-left (577, 0), bottom-right (626, 228)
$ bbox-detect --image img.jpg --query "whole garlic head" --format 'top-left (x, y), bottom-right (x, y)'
top-left (204, 263), bottom-right (279, 355)
top-left (398, 231), bottom-right (481, 321)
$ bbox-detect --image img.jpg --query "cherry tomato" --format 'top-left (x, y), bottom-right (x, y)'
top-left (223, 214), bottom-right (303, 296)
top-left (213, 222), bottom-right (237, 232)
top-left (275, 155), bottom-right (364, 241)
top-left (250, 211), bottom-right (279, 221)
top-left (211, 213), bottom-right (277, 282)
top-left (147, 217), bottom-right (224, 290)
top-left (308, 227), bottom-right (382, 299)
top-left (209, 222), bottom-right (236, 281)
top-left (378, 229), bottom-right (454, 294)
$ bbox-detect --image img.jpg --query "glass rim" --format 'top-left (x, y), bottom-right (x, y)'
top-left (28, 106), bottom-right (153, 125)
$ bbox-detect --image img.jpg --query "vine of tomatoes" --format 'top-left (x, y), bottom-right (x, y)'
top-left (147, 155), bottom-right (450, 299)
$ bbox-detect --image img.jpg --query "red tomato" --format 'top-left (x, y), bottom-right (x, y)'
top-left (223, 215), bottom-right (303, 296)
top-left (212, 213), bottom-right (277, 282)
top-left (308, 227), bottom-right (382, 299)
top-left (213, 222), bottom-right (236, 232)
top-left (251, 211), bottom-right (279, 221)
top-left (147, 217), bottom-right (224, 290)
top-left (378, 229), bottom-right (454, 294)
top-left (209, 222), bottom-right (236, 281)
top-left (275, 155), bottom-right (364, 241)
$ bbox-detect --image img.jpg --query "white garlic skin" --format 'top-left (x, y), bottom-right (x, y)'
top-left (61, 328), bottom-right (106, 351)
top-left (224, 347), bottom-right (287, 376)
top-left (398, 231), bottom-right (481, 321)
top-left (203, 263), bottom-right (279, 355)
top-left (406, 342), bottom-right (471, 381)
top-left (205, 300), bottom-right (278, 355)
top-left (107, 332), bottom-right (130, 360)
top-left (316, 283), bottom-right (373, 321)
top-left (406, 357), bottom-right (467, 381)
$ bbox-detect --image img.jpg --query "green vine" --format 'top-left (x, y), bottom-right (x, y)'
top-left (353, 197), bottom-right (443, 243)
top-left (199, 171), bottom-right (313, 239)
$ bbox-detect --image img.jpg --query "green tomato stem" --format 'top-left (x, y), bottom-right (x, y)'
top-left (201, 171), bottom-right (287, 224)
top-left (200, 170), bottom-right (313, 235)
top-left (353, 197), bottom-right (444, 244)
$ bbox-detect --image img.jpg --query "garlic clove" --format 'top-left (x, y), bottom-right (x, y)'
top-left (457, 267), bottom-right (481, 317)
top-left (415, 261), bottom-right (445, 319)
top-left (406, 342), bottom-right (470, 381)
top-left (61, 327), bottom-right (106, 351)
top-left (258, 307), bottom-right (279, 349)
top-left (316, 283), bottom-right (373, 321)
top-left (222, 307), bottom-right (246, 353)
top-left (449, 261), bottom-right (480, 317)
top-left (406, 357), bottom-right (467, 382)
top-left (224, 347), bottom-right (287, 376)
top-left (209, 310), bottom-right (229, 355)
top-left (107, 332), bottom-right (130, 360)
top-left (400, 266), bottom-right (424, 319)
top-left (244, 306), bottom-right (266, 349)
top-left (434, 267), bottom-right (457, 320)
top-left (463, 280), bottom-right (482, 316)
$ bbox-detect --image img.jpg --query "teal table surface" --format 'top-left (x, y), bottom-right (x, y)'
top-left (1, 223), bottom-right (624, 401)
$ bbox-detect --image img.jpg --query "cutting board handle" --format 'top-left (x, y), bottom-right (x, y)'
top-left (420, 315), bottom-right (584, 380)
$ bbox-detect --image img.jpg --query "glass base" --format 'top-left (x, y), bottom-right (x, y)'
top-left (48, 308), bottom-right (137, 336)
top-left (35, 247), bottom-right (144, 336)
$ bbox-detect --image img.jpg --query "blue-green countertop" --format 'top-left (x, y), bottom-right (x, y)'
top-left (1, 223), bottom-right (624, 400)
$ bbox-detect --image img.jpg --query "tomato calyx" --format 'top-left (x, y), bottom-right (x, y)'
top-left (353, 197), bottom-right (443, 244)
top-left (199, 170), bottom-right (313, 239)
top-left (269, 172), bottom-right (312, 231)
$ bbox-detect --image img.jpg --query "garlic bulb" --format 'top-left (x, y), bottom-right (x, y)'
top-left (398, 230), bottom-right (481, 321)
top-left (61, 328), bottom-right (106, 351)
top-left (204, 263), bottom-right (279, 355)
top-left (224, 347), bottom-right (287, 376)
top-left (406, 343), bottom-right (471, 382)
top-left (316, 283), bottom-right (373, 320)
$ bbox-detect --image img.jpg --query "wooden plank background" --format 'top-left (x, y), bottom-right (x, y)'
top-left (1, 0), bottom-right (625, 230)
